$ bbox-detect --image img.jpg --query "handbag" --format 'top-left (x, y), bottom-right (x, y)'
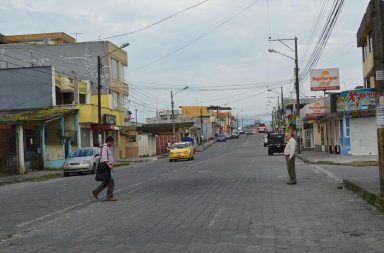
top-left (95, 145), bottom-right (112, 182)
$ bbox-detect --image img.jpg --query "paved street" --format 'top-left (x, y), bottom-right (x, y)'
top-left (1, 135), bottom-right (384, 253)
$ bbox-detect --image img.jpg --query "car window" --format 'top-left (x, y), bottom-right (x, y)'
top-left (68, 148), bottom-right (93, 158)
top-left (171, 143), bottom-right (188, 149)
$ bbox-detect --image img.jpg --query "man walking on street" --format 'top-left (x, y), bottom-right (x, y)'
top-left (284, 133), bottom-right (297, 185)
top-left (92, 136), bottom-right (117, 201)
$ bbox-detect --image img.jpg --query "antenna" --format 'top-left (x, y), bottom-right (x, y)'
top-left (71, 33), bottom-right (83, 41)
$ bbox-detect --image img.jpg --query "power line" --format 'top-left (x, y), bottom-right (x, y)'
top-left (130, 0), bottom-right (262, 72)
top-left (100, 0), bottom-right (209, 40)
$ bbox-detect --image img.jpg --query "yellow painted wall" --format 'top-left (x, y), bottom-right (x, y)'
top-left (363, 52), bottom-right (374, 78)
top-left (78, 104), bottom-right (124, 126)
top-left (181, 106), bottom-right (210, 118)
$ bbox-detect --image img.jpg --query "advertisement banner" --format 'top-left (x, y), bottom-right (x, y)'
top-left (310, 68), bottom-right (340, 91)
top-left (300, 98), bottom-right (330, 120)
top-left (336, 89), bottom-right (376, 113)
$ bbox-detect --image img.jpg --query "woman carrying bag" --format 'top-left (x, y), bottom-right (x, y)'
top-left (92, 136), bottom-right (117, 201)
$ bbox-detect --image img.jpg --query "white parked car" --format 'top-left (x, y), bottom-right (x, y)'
top-left (63, 147), bottom-right (100, 177)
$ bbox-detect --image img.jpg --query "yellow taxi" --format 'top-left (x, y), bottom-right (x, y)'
top-left (169, 142), bottom-right (194, 162)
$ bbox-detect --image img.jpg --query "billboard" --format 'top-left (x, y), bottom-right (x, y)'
top-left (310, 68), bottom-right (340, 91)
top-left (336, 89), bottom-right (375, 113)
top-left (300, 98), bottom-right (330, 120)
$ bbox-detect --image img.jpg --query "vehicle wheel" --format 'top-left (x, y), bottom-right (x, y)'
top-left (268, 148), bottom-right (273, 156)
top-left (169, 159), bottom-right (173, 162)
top-left (92, 163), bottom-right (97, 174)
top-left (64, 172), bottom-right (69, 177)
top-left (191, 156), bottom-right (194, 160)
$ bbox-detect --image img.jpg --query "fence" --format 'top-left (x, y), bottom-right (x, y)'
top-left (0, 125), bottom-right (18, 174)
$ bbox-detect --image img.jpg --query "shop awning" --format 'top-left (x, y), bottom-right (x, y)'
top-left (0, 107), bottom-right (77, 124)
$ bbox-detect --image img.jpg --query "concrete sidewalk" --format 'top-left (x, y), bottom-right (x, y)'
top-left (297, 150), bottom-right (378, 167)
top-left (297, 150), bottom-right (383, 210)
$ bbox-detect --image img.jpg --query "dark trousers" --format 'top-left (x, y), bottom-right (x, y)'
top-left (93, 179), bottom-right (115, 199)
top-left (285, 155), bottom-right (296, 183)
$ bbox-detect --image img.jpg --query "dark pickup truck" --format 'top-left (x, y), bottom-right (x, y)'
top-left (267, 133), bottom-right (286, 156)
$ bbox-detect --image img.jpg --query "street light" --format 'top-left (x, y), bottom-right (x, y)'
top-left (97, 42), bottom-right (129, 145)
top-left (268, 37), bottom-right (300, 153)
top-left (171, 86), bottom-right (189, 142)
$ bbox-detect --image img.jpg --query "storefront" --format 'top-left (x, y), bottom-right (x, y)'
top-left (301, 98), bottom-right (330, 150)
top-left (337, 88), bottom-right (377, 155)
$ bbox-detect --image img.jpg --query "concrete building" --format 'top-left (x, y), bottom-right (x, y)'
top-left (180, 106), bottom-right (215, 141)
top-left (0, 32), bottom-right (76, 45)
top-left (0, 64), bottom-right (129, 173)
top-left (0, 32), bottom-right (130, 157)
top-left (357, 1), bottom-right (376, 89)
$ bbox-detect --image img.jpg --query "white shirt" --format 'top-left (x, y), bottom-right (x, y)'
top-left (100, 144), bottom-right (114, 164)
top-left (284, 137), bottom-right (297, 158)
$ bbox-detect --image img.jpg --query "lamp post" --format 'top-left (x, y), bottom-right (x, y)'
top-left (171, 86), bottom-right (189, 142)
top-left (268, 37), bottom-right (300, 153)
top-left (97, 42), bottom-right (129, 145)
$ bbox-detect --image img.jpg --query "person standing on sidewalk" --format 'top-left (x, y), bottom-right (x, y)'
top-left (284, 133), bottom-right (297, 185)
top-left (92, 136), bottom-right (117, 201)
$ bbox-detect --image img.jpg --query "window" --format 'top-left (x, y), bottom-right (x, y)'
top-left (369, 31), bottom-right (373, 53)
top-left (122, 64), bottom-right (127, 82)
top-left (111, 92), bottom-right (119, 110)
top-left (128, 135), bottom-right (136, 142)
top-left (364, 78), bottom-right (371, 89)
top-left (79, 94), bottom-right (86, 104)
top-left (362, 43), bottom-right (368, 62)
top-left (62, 93), bottom-right (73, 105)
top-left (111, 58), bottom-right (118, 80)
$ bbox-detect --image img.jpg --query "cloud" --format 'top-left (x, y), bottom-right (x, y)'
top-left (0, 0), bottom-right (371, 121)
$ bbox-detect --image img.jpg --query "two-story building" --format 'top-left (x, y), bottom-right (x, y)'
top-left (0, 33), bottom-right (131, 173)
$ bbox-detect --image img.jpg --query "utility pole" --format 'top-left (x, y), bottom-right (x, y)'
top-left (96, 42), bottom-right (129, 146)
top-left (135, 108), bottom-right (138, 129)
top-left (170, 86), bottom-right (188, 143)
top-left (227, 111), bottom-right (230, 133)
top-left (171, 91), bottom-right (175, 143)
top-left (236, 113), bottom-right (239, 130)
top-left (200, 107), bottom-right (204, 143)
top-left (294, 37), bottom-right (301, 154)
top-left (268, 37), bottom-right (300, 152)
top-left (281, 86), bottom-right (284, 129)
top-left (97, 56), bottom-right (102, 146)
top-left (72, 71), bottom-right (79, 105)
top-left (372, 0), bottom-right (384, 195)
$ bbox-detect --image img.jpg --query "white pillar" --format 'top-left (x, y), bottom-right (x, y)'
top-left (17, 125), bottom-right (25, 175)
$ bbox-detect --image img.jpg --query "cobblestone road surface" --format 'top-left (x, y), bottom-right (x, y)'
top-left (1, 135), bottom-right (383, 252)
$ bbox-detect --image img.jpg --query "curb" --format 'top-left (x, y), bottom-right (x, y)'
top-left (196, 140), bottom-right (216, 152)
top-left (343, 179), bottom-right (384, 212)
top-left (0, 172), bottom-right (62, 186)
top-left (296, 155), bottom-right (378, 167)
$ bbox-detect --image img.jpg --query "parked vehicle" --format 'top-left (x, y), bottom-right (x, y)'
top-left (63, 147), bottom-right (100, 177)
top-left (257, 123), bottom-right (267, 133)
top-left (231, 131), bottom-right (240, 139)
top-left (267, 133), bottom-right (286, 156)
top-left (217, 134), bottom-right (227, 142)
top-left (225, 133), bottom-right (232, 139)
top-left (246, 131), bottom-right (253, 135)
top-left (263, 135), bottom-right (269, 147)
top-left (169, 142), bottom-right (194, 162)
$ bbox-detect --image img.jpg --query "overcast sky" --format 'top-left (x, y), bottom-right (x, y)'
top-left (0, 0), bottom-right (370, 122)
